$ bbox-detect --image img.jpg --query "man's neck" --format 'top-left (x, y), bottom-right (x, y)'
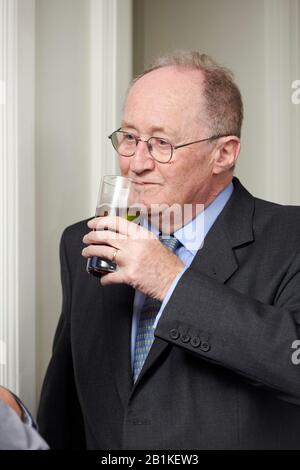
top-left (147, 176), bottom-right (233, 234)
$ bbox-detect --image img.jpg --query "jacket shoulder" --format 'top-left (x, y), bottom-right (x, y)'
top-left (254, 197), bottom-right (300, 227)
top-left (251, 196), bottom-right (300, 254)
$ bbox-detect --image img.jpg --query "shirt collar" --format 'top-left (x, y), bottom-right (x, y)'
top-left (144, 181), bottom-right (234, 254)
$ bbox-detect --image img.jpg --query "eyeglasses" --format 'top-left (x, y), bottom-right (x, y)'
top-left (108, 128), bottom-right (232, 163)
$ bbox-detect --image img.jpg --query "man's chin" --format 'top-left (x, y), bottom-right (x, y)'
top-left (138, 198), bottom-right (169, 211)
top-left (135, 189), bottom-right (166, 208)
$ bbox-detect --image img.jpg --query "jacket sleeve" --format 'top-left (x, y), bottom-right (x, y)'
top-left (155, 249), bottom-right (300, 406)
top-left (37, 229), bottom-right (86, 449)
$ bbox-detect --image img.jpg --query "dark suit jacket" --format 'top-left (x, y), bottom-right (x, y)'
top-left (37, 178), bottom-right (300, 449)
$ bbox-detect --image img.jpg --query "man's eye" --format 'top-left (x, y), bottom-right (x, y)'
top-left (157, 139), bottom-right (168, 146)
top-left (124, 133), bottom-right (135, 141)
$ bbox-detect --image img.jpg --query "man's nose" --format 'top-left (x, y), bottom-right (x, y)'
top-left (129, 140), bottom-right (155, 174)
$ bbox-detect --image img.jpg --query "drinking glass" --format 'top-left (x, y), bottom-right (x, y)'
top-left (86, 175), bottom-right (140, 277)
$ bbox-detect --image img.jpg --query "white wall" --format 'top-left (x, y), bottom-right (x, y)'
top-left (35, 0), bottom-right (91, 394)
top-left (133, 0), bottom-right (300, 203)
top-left (35, 0), bottom-right (132, 399)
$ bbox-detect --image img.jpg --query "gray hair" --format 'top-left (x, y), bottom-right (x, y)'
top-left (132, 50), bottom-right (244, 138)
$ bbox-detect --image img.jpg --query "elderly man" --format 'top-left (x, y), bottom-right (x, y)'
top-left (36, 51), bottom-right (300, 449)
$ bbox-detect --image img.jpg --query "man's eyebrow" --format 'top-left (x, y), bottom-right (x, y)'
top-left (120, 121), bottom-right (137, 131)
top-left (121, 122), bottom-right (176, 137)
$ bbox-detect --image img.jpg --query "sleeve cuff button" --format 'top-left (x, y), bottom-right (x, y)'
top-left (200, 342), bottom-right (211, 352)
top-left (169, 328), bottom-right (180, 340)
top-left (191, 337), bottom-right (201, 348)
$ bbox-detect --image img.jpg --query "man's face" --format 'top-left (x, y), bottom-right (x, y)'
top-left (119, 66), bottom-right (217, 212)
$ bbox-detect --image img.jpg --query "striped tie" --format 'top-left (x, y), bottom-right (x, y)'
top-left (132, 235), bottom-right (181, 383)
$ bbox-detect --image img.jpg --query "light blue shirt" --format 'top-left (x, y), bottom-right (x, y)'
top-left (130, 182), bottom-right (234, 369)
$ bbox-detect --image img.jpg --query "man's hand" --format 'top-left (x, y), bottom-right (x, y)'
top-left (82, 216), bottom-right (184, 301)
top-left (0, 386), bottom-right (22, 418)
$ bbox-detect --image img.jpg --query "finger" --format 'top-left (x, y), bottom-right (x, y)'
top-left (82, 230), bottom-right (127, 246)
top-left (89, 216), bottom-right (155, 241)
top-left (88, 216), bottom-right (143, 237)
top-left (100, 271), bottom-right (125, 286)
top-left (82, 244), bottom-right (119, 261)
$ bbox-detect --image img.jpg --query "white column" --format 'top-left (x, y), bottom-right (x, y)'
top-left (0, 0), bottom-right (36, 411)
top-left (264, 0), bottom-right (300, 204)
top-left (89, 0), bottom-right (133, 212)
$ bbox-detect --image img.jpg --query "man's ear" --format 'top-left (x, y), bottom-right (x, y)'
top-left (211, 137), bottom-right (241, 174)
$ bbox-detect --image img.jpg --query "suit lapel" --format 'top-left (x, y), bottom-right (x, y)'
top-left (103, 283), bottom-right (135, 408)
top-left (132, 337), bottom-right (172, 390)
top-left (185, 177), bottom-right (255, 284)
top-left (191, 223), bottom-right (239, 282)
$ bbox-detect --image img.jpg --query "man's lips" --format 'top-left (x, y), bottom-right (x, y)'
top-left (133, 180), bottom-right (162, 185)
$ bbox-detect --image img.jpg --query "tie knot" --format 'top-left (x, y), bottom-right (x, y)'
top-left (159, 234), bottom-right (181, 253)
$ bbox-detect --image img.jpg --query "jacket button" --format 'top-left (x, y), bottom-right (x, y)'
top-left (201, 342), bottom-right (211, 352)
top-left (169, 328), bottom-right (180, 340)
top-left (191, 337), bottom-right (201, 348)
top-left (180, 333), bottom-right (191, 343)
